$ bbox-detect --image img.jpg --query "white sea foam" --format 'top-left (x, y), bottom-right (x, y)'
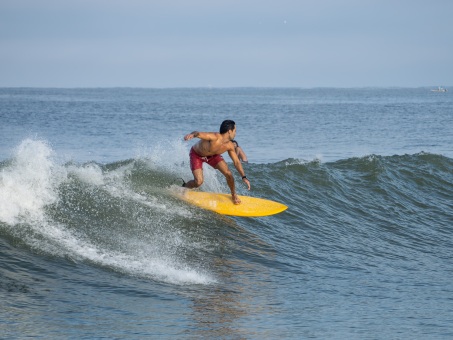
top-left (23, 219), bottom-right (215, 285)
top-left (69, 162), bottom-right (104, 186)
top-left (1, 139), bottom-right (215, 285)
top-left (0, 139), bottom-right (66, 225)
top-left (53, 222), bottom-right (215, 285)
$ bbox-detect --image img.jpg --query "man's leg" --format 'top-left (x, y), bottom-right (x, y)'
top-left (215, 161), bottom-right (241, 204)
top-left (184, 168), bottom-right (204, 189)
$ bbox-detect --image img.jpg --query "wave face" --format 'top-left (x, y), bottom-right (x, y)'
top-left (0, 139), bottom-right (221, 285)
top-left (1, 139), bottom-right (453, 338)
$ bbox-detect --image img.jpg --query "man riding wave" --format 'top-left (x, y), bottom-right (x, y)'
top-left (183, 120), bottom-right (251, 204)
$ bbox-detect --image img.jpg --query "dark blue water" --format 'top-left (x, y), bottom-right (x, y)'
top-left (1, 88), bottom-right (452, 338)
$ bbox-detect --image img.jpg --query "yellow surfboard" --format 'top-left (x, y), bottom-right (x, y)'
top-left (180, 190), bottom-right (287, 217)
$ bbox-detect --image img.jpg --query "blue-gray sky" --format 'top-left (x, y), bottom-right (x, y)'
top-left (1, 0), bottom-right (452, 87)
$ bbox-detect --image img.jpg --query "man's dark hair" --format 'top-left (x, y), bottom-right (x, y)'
top-left (220, 120), bottom-right (235, 134)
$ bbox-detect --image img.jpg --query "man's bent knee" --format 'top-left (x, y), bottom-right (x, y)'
top-left (224, 170), bottom-right (233, 180)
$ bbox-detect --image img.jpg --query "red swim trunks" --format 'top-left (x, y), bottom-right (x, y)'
top-left (189, 147), bottom-right (224, 171)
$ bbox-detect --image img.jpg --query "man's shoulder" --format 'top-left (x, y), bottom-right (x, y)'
top-left (202, 131), bottom-right (221, 140)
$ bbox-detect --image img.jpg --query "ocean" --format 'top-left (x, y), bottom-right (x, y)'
top-left (1, 87), bottom-right (452, 339)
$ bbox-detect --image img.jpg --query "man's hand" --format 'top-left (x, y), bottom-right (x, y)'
top-left (184, 133), bottom-right (192, 141)
top-left (184, 131), bottom-right (199, 141)
top-left (243, 177), bottom-right (251, 190)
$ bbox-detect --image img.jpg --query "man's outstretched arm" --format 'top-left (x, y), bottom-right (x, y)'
top-left (184, 131), bottom-right (217, 141)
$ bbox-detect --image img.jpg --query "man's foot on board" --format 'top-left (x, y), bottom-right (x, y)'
top-left (232, 193), bottom-right (241, 205)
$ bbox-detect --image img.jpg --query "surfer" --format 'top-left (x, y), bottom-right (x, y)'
top-left (183, 120), bottom-right (251, 204)
top-left (232, 140), bottom-right (248, 163)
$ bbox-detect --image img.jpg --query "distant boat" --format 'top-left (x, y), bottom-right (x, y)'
top-left (431, 86), bottom-right (447, 92)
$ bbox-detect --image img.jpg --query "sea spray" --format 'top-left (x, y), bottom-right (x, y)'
top-left (0, 139), bottom-right (216, 285)
top-left (0, 139), bottom-right (66, 225)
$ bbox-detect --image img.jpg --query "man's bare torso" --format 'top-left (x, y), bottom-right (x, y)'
top-left (193, 133), bottom-right (233, 157)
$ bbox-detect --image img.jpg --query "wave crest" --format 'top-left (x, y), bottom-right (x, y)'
top-left (0, 139), bottom-right (65, 225)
